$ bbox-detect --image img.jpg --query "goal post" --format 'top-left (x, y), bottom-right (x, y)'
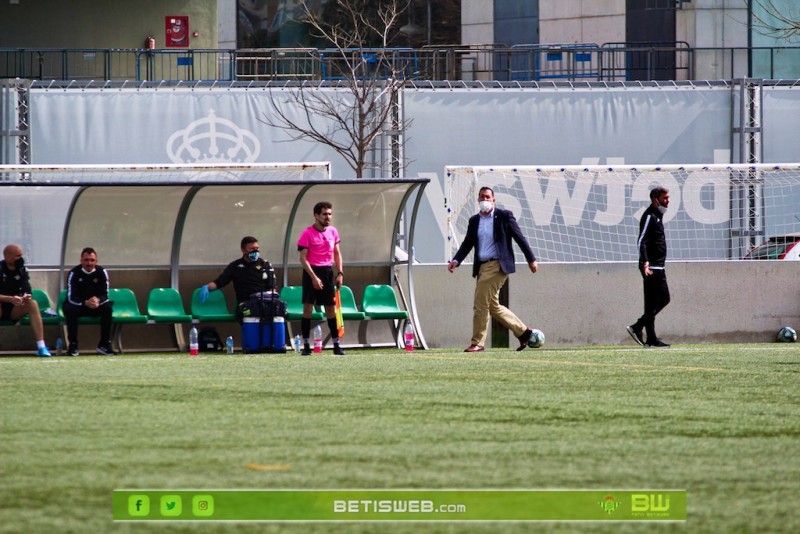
top-left (0, 162), bottom-right (331, 183)
top-left (445, 163), bottom-right (800, 263)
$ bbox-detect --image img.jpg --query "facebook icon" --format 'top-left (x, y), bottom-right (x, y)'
top-left (128, 495), bottom-right (150, 516)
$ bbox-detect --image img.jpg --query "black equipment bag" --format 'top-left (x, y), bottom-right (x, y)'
top-left (198, 328), bottom-right (223, 352)
top-left (240, 291), bottom-right (287, 319)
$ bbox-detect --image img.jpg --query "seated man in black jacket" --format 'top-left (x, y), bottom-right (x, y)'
top-left (63, 247), bottom-right (115, 356)
top-left (197, 236), bottom-right (276, 318)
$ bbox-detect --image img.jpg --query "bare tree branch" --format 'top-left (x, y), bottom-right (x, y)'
top-left (750, 0), bottom-right (800, 41)
top-left (260, 0), bottom-right (413, 177)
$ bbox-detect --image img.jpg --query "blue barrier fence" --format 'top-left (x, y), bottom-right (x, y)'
top-left (1, 45), bottom-right (798, 82)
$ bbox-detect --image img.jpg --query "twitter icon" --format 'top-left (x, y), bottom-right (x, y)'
top-left (160, 495), bottom-right (182, 516)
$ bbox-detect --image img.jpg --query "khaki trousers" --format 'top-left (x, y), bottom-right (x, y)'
top-left (471, 260), bottom-right (527, 346)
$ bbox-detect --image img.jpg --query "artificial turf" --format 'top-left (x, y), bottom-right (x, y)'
top-left (1, 344), bottom-right (798, 533)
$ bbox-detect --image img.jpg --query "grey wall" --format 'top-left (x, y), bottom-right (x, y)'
top-left (406, 260), bottom-right (800, 348)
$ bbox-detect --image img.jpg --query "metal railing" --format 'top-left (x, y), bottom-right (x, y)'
top-left (505, 43), bottom-right (602, 81)
top-left (235, 48), bottom-right (319, 81)
top-left (0, 48), bottom-right (236, 82)
top-left (319, 48), bottom-right (420, 81)
top-left (2, 45), bottom-right (800, 83)
top-left (600, 41), bottom-right (692, 81)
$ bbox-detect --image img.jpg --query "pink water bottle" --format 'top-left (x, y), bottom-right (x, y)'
top-left (313, 324), bottom-right (323, 353)
top-left (404, 322), bottom-right (414, 352)
top-left (189, 326), bottom-right (199, 356)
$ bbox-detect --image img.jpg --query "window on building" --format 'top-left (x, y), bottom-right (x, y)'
top-left (237, 0), bottom-right (460, 49)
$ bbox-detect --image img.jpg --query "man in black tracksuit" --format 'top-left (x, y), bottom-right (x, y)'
top-left (63, 247), bottom-right (114, 355)
top-left (627, 187), bottom-right (671, 348)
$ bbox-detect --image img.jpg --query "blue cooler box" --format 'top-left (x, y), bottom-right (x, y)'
top-left (244, 317), bottom-right (285, 353)
top-left (242, 317), bottom-right (267, 353)
top-left (270, 316), bottom-right (286, 352)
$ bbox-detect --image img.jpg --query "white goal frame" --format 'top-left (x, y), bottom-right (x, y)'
top-left (445, 163), bottom-right (800, 263)
top-left (0, 162), bottom-right (332, 183)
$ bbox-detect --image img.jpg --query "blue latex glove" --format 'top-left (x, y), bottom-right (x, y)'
top-left (198, 285), bottom-right (210, 303)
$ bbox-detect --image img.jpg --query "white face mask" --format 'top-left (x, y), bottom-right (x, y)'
top-left (479, 200), bottom-right (494, 213)
top-left (658, 205), bottom-right (668, 215)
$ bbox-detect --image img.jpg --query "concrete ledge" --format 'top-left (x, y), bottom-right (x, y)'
top-left (405, 261), bottom-right (800, 348)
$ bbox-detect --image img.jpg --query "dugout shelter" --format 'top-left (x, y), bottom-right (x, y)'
top-left (0, 164), bottom-right (429, 352)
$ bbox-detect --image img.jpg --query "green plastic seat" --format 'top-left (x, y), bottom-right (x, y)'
top-left (337, 285), bottom-right (366, 321)
top-left (146, 288), bottom-right (192, 323)
top-left (190, 287), bottom-right (236, 322)
top-left (20, 288), bottom-right (61, 326)
top-left (361, 284), bottom-right (409, 348)
top-left (108, 288), bottom-right (148, 353)
top-left (108, 288), bottom-right (148, 324)
top-left (146, 287), bottom-right (191, 350)
top-left (361, 284), bottom-right (409, 320)
top-left (280, 286), bottom-right (324, 321)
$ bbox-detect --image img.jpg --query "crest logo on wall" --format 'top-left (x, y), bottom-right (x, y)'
top-left (167, 109), bottom-right (260, 165)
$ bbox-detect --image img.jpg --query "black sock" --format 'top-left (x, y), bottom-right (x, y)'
top-left (327, 317), bottom-right (338, 341)
top-left (301, 317), bottom-right (311, 339)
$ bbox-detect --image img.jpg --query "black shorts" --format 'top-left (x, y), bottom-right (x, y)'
top-left (302, 266), bottom-right (335, 307)
top-left (0, 301), bottom-right (14, 320)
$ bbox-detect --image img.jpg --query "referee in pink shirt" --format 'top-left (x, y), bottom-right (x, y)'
top-left (297, 201), bottom-right (345, 356)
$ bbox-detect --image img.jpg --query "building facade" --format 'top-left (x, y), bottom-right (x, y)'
top-left (463, 0), bottom-right (798, 79)
top-left (0, 1), bottom-right (797, 80)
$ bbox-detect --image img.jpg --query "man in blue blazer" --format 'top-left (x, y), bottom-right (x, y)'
top-left (448, 186), bottom-right (539, 352)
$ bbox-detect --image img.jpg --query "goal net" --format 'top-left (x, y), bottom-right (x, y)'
top-left (0, 162), bottom-right (331, 183)
top-left (445, 164), bottom-right (800, 263)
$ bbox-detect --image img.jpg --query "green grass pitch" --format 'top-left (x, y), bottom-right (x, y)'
top-left (1, 344), bottom-right (799, 533)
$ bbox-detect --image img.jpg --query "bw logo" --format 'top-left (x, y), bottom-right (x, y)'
top-left (631, 493), bottom-right (670, 513)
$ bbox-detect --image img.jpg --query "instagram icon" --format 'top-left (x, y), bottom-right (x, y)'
top-left (192, 495), bottom-right (214, 517)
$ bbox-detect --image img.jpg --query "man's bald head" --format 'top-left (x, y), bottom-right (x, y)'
top-left (3, 244), bottom-right (23, 269)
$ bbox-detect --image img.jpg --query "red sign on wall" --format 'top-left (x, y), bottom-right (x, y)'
top-left (165, 16), bottom-right (189, 48)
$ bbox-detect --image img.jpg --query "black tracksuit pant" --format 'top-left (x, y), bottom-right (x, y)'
top-left (634, 268), bottom-right (670, 342)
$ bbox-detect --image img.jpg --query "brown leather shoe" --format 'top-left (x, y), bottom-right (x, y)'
top-left (464, 344), bottom-right (484, 353)
top-left (517, 328), bottom-right (533, 351)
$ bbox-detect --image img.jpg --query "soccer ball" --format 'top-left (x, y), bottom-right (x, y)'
top-left (527, 329), bottom-right (545, 348)
top-left (777, 326), bottom-right (797, 342)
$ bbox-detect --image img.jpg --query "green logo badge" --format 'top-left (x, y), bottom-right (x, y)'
top-left (128, 495), bottom-right (150, 516)
top-left (160, 495), bottom-right (182, 516)
top-left (192, 495), bottom-right (214, 517)
top-left (631, 493), bottom-right (671, 515)
top-left (599, 495), bottom-right (621, 515)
